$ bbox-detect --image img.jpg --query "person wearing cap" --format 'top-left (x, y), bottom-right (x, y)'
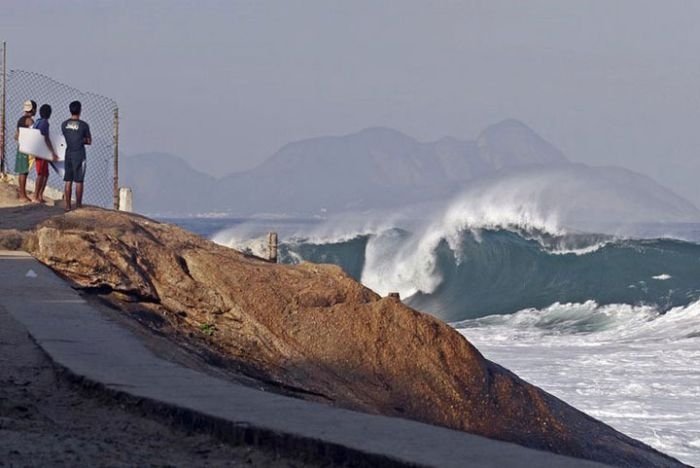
top-left (61, 100), bottom-right (91, 211)
top-left (13, 100), bottom-right (36, 203)
top-left (32, 104), bottom-right (59, 204)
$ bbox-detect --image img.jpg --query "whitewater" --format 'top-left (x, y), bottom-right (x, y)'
top-left (456, 301), bottom-right (700, 465)
top-left (177, 167), bottom-right (700, 465)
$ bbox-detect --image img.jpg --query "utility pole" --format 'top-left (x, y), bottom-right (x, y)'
top-left (113, 107), bottom-right (119, 209)
top-left (1, 42), bottom-right (7, 174)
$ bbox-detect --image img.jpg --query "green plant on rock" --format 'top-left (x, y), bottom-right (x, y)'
top-left (200, 322), bottom-right (216, 336)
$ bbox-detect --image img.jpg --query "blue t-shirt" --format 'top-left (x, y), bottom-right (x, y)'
top-left (61, 119), bottom-right (91, 156)
top-left (33, 118), bottom-right (49, 137)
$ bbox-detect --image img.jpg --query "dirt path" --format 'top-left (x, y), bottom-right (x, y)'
top-left (0, 301), bottom-right (315, 467)
top-left (0, 177), bottom-right (61, 238)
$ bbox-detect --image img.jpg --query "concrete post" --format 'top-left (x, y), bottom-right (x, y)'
top-left (268, 232), bottom-right (278, 263)
top-left (118, 187), bottom-right (133, 212)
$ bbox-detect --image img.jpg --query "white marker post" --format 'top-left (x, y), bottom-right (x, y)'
top-left (118, 187), bottom-right (133, 212)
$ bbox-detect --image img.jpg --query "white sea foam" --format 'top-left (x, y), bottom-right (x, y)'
top-left (211, 229), bottom-right (270, 258)
top-left (653, 274), bottom-right (672, 281)
top-left (455, 301), bottom-right (700, 465)
top-left (361, 227), bottom-right (446, 298)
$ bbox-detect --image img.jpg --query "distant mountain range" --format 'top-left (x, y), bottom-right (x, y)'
top-left (120, 119), bottom-right (699, 221)
top-left (122, 119), bottom-right (572, 215)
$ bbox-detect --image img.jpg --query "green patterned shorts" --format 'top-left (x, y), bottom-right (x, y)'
top-left (15, 149), bottom-right (29, 174)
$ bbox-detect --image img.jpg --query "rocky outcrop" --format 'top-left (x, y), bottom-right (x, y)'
top-left (25, 208), bottom-right (685, 467)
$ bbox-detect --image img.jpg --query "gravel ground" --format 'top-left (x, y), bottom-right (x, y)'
top-left (0, 306), bottom-right (314, 468)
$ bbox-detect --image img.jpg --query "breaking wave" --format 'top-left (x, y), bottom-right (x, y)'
top-left (453, 299), bottom-right (700, 342)
top-left (213, 166), bottom-right (700, 322)
top-left (274, 228), bottom-right (700, 322)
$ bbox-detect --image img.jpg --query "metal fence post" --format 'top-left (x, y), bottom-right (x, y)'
top-left (1, 41), bottom-right (6, 174)
top-left (113, 107), bottom-right (119, 210)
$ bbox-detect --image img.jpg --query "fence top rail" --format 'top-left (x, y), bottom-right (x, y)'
top-left (8, 69), bottom-right (117, 109)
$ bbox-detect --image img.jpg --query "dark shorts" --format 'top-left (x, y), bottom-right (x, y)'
top-left (64, 153), bottom-right (86, 183)
top-left (35, 159), bottom-right (49, 177)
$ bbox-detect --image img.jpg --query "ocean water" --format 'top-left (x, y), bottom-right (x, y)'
top-left (163, 214), bottom-right (700, 466)
top-left (456, 302), bottom-right (700, 465)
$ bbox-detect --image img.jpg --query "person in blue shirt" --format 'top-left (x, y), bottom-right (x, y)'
top-left (61, 101), bottom-right (91, 211)
top-left (32, 104), bottom-right (59, 204)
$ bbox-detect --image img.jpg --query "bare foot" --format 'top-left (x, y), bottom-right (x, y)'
top-left (19, 196), bottom-right (32, 203)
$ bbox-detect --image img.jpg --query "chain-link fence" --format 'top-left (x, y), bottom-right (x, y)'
top-left (1, 43), bottom-right (119, 209)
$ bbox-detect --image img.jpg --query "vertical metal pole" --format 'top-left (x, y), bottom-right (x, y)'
top-left (113, 107), bottom-right (119, 209)
top-left (0, 41), bottom-right (6, 174)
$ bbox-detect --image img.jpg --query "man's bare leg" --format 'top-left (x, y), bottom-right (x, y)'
top-left (39, 176), bottom-right (48, 203)
top-left (33, 175), bottom-right (46, 203)
top-left (33, 176), bottom-right (42, 203)
top-left (39, 176), bottom-right (46, 202)
top-left (76, 183), bottom-right (84, 208)
top-left (18, 174), bottom-right (31, 202)
top-left (64, 181), bottom-right (72, 212)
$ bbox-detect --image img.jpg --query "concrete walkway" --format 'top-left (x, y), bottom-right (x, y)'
top-left (0, 251), bottom-right (606, 467)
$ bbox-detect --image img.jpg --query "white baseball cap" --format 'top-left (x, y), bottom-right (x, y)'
top-left (22, 100), bottom-right (33, 112)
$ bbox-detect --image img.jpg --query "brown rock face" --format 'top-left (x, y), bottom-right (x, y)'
top-left (26, 208), bottom-right (685, 467)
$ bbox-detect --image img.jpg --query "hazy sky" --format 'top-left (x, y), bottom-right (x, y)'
top-left (3, 1), bottom-right (700, 204)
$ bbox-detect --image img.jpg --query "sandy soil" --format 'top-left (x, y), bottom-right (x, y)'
top-left (0, 177), bottom-right (62, 231)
